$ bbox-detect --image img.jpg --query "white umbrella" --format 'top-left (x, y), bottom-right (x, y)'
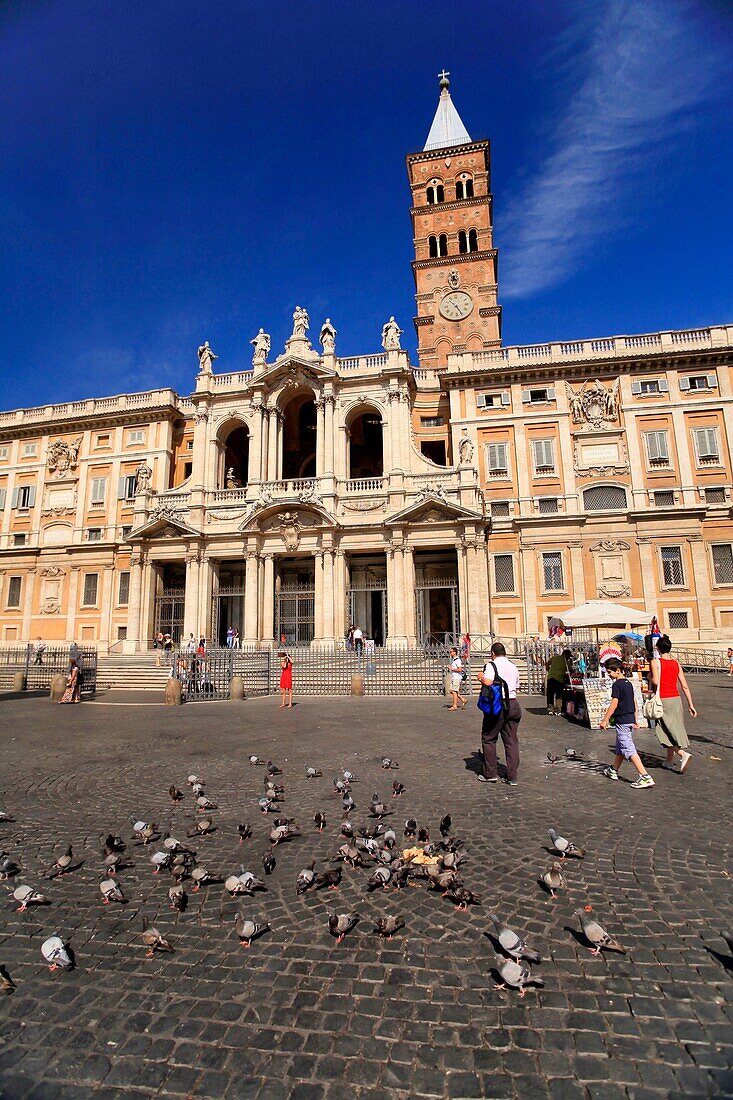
top-left (559, 600), bottom-right (648, 628)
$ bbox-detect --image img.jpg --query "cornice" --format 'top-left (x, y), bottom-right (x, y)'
top-left (0, 404), bottom-right (181, 442)
top-left (406, 140), bottom-right (489, 164)
top-left (412, 250), bottom-right (497, 271)
top-left (410, 195), bottom-right (492, 217)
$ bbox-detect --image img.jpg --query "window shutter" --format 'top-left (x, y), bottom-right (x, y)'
top-left (118, 476), bottom-right (127, 500)
top-left (501, 391), bottom-right (510, 406)
top-left (521, 389), bottom-right (532, 403)
top-left (546, 386), bottom-right (556, 400)
top-left (631, 381), bottom-right (642, 395)
top-left (697, 428), bottom-right (719, 458)
top-left (679, 377), bottom-right (690, 391)
top-left (658, 378), bottom-right (669, 393)
top-left (27, 486), bottom-right (36, 507)
top-left (0, 488), bottom-right (5, 510)
top-left (476, 394), bottom-right (486, 409)
top-left (11, 487), bottom-right (18, 508)
top-left (707, 374), bottom-right (716, 388)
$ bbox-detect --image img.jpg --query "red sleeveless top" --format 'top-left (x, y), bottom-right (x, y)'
top-left (657, 658), bottom-right (680, 699)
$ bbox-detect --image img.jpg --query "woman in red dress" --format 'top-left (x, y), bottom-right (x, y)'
top-left (279, 651), bottom-right (293, 709)
top-left (649, 635), bottom-right (696, 773)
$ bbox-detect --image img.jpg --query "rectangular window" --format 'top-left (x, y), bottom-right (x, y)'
top-left (538, 497), bottom-right (559, 514)
top-left (532, 438), bottom-right (555, 472)
top-left (542, 552), bottom-right (564, 592)
top-left (91, 477), bottom-right (107, 505)
top-left (661, 546), bottom-right (684, 587)
top-left (693, 427), bottom-right (720, 464)
top-left (705, 487), bottom-right (727, 505)
top-left (486, 442), bottom-right (508, 475)
top-left (13, 533), bottom-right (27, 546)
top-left (653, 491), bottom-right (675, 508)
top-left (22, 443), bottom-right (37, 456)
top-left (120, 526), bottom-right (132, 541)
top-left (522, 387), bottom-right (556, 404)
top-left (186, 439), bottom-right (194, 450)
top-left (118, 571), bottom-right (130, 605)
top-left (420, 416), bottom-right (443, 427)
top-left (82, 573), bottom-right (99, 607)
top-left (183, 461), bottom-right (193, 480)
top-left (128, 429), bottom-right (145, 445)
top-left (0, 446), bottom-right (8, 460)
top-left (477, 392), bottom-right (510, 409)
top-left (668, 611), bottom-right (689, 630)
top-left (493, 555), bottom-right (515, 594)
top-left (95, 434), bottom-right (110, 448)
top-left (644, 431), bottom-right (670, 465)
top-left (15, 485), bottom-right (35, 509)
top-left (712, 544), bottom-right (733, 585)
top-left (640, 379), bottom-right (660, 395)
top-left (87, 528), bottom-right (102, 542)
top-left (682, 374), bottom-right (715, 391)
top-left (490, 500), bottom-right (511, 518)
top-left (6, 576), bottom-right (22, 608)
top-left (118, 474), bottom-right (137, 500)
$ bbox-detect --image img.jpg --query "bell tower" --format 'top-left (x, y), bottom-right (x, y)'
top-left (406, 73), bottom-right (502, 369)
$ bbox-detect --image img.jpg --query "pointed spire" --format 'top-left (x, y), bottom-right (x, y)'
top-left (423, 71), bottom-right (471, 151)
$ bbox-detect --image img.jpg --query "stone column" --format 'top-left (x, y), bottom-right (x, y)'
top-left (688, 536), bottom-right (714, 634)
top-left (249, 402), bottom-right (264, 482)
top-left (261, 553), bottom-right (275, 645)
top-left (183, 552), bottom-right (201, 638)
top-left (386, 544), bottom-right (406, 645)
top-left (457, 538), bottom-right (470, 634)
top-left (21, 570), bottom-right (36, 643)
top-left (191, 410), bottom-right (209, 489)
top-left (243, 548), bottom-right (260, 644)
top-left (139, 556), bottom-right (155, 649)
top-left (333, 549), bottom-right (347, 645)
top-left (324, 394), bottom-right (336, 475)
top-left (99, 567), bottom-right (113, 646)
top-left (65, 567), bottom-right (80, 642)
top-left (315, 400), bottom-right (326, 477)
top-left (464, 536), bottom-right (491, 636)
top-left (403, 544), bottom-right (417, 644)
top-left (387, 390), bottom-right (402, 472)
top-left (636, 538), bottom-right (658, 615)
top-left (520, 545), bottom-right (539, 634)
top-left (569, 541), bottom-right (586, 603)
top-left (198, 556), bottom-right (216, 642)
top-left (267, 407), bottom-right (280, 483)
top-left (399, 392), bottom-right (412, 471)
top-left (124, 553), bottom-right (144, 651)
top-left (313, 550), bottom-right (324, 642)
top-left (318, 548), bottom-right (336, 645)
top-left (260, 408), bottom-right (270, 483)
top-left (670, 407), bottom-right (696, 507)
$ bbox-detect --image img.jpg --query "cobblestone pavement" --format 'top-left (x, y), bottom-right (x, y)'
top-left (0, 679), bottom-right (732, 1100)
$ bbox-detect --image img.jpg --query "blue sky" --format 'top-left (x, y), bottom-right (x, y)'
top-left (1, 0), bottom-right (731, 409)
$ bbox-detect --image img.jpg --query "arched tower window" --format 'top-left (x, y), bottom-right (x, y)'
top-left (458, 230), bottom-right (468, 254)
top-left (438, 233), bottom-right (448, 257)
top-left (456, 174), bottom-right (475, 200)
top-left (428, 235), bottom-right (438, 258)
top-left (468, 228), bottom-right (479, 252)
top-left (426, 178), bottom-right (445, 205)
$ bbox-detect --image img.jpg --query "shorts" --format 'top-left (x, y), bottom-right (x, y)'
top-left (450, 674), bottom-right (462, 691)
top-left (614, 724), bottom-right (637, 760)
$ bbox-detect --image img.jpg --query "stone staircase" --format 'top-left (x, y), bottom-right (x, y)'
top-left (96, 653), bottom-right (172, 692)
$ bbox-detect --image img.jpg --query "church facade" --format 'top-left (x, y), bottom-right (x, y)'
top-left (1, 78), bottom-right (732, 649)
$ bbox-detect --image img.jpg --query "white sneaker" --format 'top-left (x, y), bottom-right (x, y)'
top-left (630, 774), bottom-right (655, 789)
top-left (603, 767), bottom-right (619, 781)
top-left (677, 751), bottom-right (692, 774)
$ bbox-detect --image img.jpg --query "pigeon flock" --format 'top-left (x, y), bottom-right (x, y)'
top-left (2, 751), bottom-right (732, 1008)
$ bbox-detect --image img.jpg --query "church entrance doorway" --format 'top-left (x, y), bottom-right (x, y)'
top-left (275, 558), bottom-right (315, 647)
top-left (154, 563), bottom-right (185, 644)
top-left (414, 549), bottom-right (460, 646)
top-left (346, 552), bottom-right (387, 646)
top-left (212, 565), bottom-right (245, 646)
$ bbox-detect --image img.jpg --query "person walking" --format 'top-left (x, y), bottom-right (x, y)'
top-left (232, 627), bottom-right (240, 649)
top-left (345, 625), bottom-right (354, 652)
top-left (448, 646), bottom-right (466, 711)
top-left (599, 659), bottom-right (654, 788)
top-left (33, 637), bottom-right (46, 666)
top-left (154, 631), bottom-right (164, 667)
top-left (477, 642), bottom-right (522, 786)
top-left (163, 633), bottom-right (174, 666)
top-left (59, 659), bottom-right (81, 704)
top-left (727, 646), bottom-right (733, 677)
top-left (279, 650), bottom-right (293, 708)
top-left (546, 649), bottom-right (573, 715)
top-left (226, 626), bottom-right (234, 649)
top-left (353, 626), bottom-right (364, 657)
top-left (649, 635), bottom-right (696, 773)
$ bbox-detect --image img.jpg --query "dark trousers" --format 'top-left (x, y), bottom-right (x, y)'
top-left (546, 677), bottom-right (564, 709)
top-left (481, 699), bottom-right (521, 781)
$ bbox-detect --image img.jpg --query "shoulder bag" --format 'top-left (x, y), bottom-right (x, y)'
top-left (477, 660), bottom-right (510, 718)
top-left (642, 676), bottom-right (664, 721)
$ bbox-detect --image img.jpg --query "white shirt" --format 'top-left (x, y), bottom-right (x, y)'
top-left (450, 656), bottom-right (462, 675)
top-left (353, 628), bottom-right (363, 640)
top-left (482, 656), bottom-right (519, 699)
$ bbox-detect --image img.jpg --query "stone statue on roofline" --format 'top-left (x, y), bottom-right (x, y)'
top-left (250, 328), bottom-right (271, 368)
top-left (135, 461), bottom-right (153, 494)
top-left (458, 430), bottom-right (474, 465)
top-left (382, 316), bottom-right (402, 351)
top-left (292, 305), bottom-right (310, 339)
top-left (197, 341), bottom-right (217, 374)
top-left (319, 318), bottom-right (337, 354)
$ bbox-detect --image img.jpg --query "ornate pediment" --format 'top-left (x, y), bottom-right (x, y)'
top-left (241, 501), bottom-right (339, 544)
top-left (386, 494), bottom-right (485, 526)
top-left (128, 512), bottom-right (200, 541)
top-left (258, 356), bottom-right (336, 392)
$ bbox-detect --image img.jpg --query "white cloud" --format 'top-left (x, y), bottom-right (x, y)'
top-left (502, 0), bottom-right (725, 299)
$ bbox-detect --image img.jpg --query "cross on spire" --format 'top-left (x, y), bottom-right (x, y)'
top-left (438, 69), bottom-right (450, 88)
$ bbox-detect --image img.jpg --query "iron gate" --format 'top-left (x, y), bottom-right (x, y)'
top-left (173, 646), bottom-right (271, 701)
top-left (276, 585), bottom-right (315, 647)
top-left (416, 576), bottom-right (459, 646)
top-left (0, 646), bottom-right (98, 693)
top-left (347, 579), bottom-right (387, 647)
top-left (154, 589), bottom-right (185, 643)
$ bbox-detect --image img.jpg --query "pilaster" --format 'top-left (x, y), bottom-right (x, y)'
top-left (688, 536), bottom-right (714, 632)
top-left (243, 546), bottom-right (260, 644)
top-left (183, 550), bottom-right (201, 639)
top-left (261, 553), bottom-right (275, 645)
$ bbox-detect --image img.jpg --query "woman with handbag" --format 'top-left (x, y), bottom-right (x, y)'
top-left (647, 635), bottom-right (696, 773)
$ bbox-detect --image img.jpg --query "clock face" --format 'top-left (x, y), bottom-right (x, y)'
top-left (439, 290), bottom-right (473, 321)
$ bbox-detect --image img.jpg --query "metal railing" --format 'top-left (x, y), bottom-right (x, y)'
top-left (172, 646), bottom-right (271, 701)
top-left (0, 646), bottom-right (98, 693)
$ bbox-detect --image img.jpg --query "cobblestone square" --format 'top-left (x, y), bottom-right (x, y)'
top-left (1, 682), bottom-right (731, 1099)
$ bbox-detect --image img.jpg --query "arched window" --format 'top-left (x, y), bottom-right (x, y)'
top-left (455, 174), bottom-right (474, 200)
top-left (348, 410), bottom-right (383, 478)
top-left (428, 235), bottom-right (438, 258)
top-left (582, 485), bottom-right (628, 512)
top-left (438, 233), bottom-right (448, 257)
top-left (458, 230), bottom-right (468, 254)
top-left (426, 179), bottom-right (445, 205)
top-left (468, 228), bottom-right (479, 252)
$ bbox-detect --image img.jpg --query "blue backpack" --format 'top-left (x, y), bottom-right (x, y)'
top-left (477, 660), bottom-right (510, 718)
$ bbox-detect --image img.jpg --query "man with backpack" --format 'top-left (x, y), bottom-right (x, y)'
top-left (477, 642), bottom-right (522, 786)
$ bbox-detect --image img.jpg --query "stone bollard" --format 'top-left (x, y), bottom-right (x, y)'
top-left (230, 676), bottom-right (245, 701)
top-left (165, 678), bottom-right (183, 706)
top-left (13, 671), bottom-right (27, 693)
top-left (351, 673), bottom-right (365, 697)
top-left (49, 673), bottom-right (66, 702)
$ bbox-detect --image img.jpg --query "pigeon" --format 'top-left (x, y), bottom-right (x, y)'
top-left (575, 909), bottom-right (626, 955)
top-left (41, 935), bottom-right (73, 972)
top-left (369, 800), bottom-right (393, 819)
top-left (548, 829), bottom-right (585, 859)
top-left (266, 761), bottom-right (283, 776)
top-left (404, 819), bottom-right (417, 839)
top-left (565, 747), bottom-right (583, 759)
top-left (546, 752), bottom-right (560, 766)
top-left (191, 866), bottom-right (214, 892)
top-left (306, 766), bottom-right (323, 779)
top-left (418, 827), bottom-right (430, 844)
top-left (315, 868), bottom-right (342, 891)
top-left (187, 818), bottom-right (214, 837)
top-left (343, 770), bottom-right (356, 782)
top-left (142, 920), bottom-right (174, 956)
top-left (269, 823), bottom-right (300, 846)
top-left (101, 851), bottom-right (130, 875)
top-left (224, 875), bottom-right (248, 895)
top-left (439, 814), bottom-right (452, 838)
top-left (333, 842), bottom-right (363, 868)
top-left (382, 827), bottom-right (397, 849)
top-left (235, 914), bottom-right (270, 948)
top-left (428, 868), bottom-right (460, 894)
top-left (0, 966), bottom-right (16, 995)
top-left (373, 915), bottom-right (405, 939)
top-left (0, 811), bottom-right (16, 823)
top-left (328, 911), bottom-right (359, 945)
top-left (187, 774), bottom-right (202, 786)
top-left (169, 785), bottom-right (183, 803)
top-left (445, 885), bottom-right (481, 910)
top-left (48, 845), bottom-right (73, 879)
top-left (0, 857), bottom-right (20, 880)
top-left (440, 850), bottom-right (464, 871)
top-left (333, 778), bottom-right (349, 794)
top-left (163, 835), bottom-right (184, 852)
top-left (150, 851), bottom-right (170, 875)
top-left (366, 866), bottom-right (392, 891)
top-left (196, 795), bottom-right (218, 811)
top-left (13, 885), bottom-right (49, 912)
top-left (392, 781), bottom-right (405, 798)
top-left (493, 955), bottom-right (544, 997)
top-left (380, 758), bottom-right (398, 769)
top-left (103, 833), bottom-right (125, 854)
top-left (342, 794), bottom-right (355, 814)
top-left (238, 870), bottom-right (266, 894)
top-left (168, 883), bottom-right (187, 911)
top-left (261, 851), bottom-right (276, 876)
top-left (249, 756), bottom-right (265, 766)
top-left (100, 879), bottom-right (125, 905)
top-left (192, 782), bottom-right (205, 797)
top-left (314, 812), bottom-right (327, 833)
top-left (340, 820), bottom-right (354, 838)
top-left (237, 823), bottom-right (253, 844)
top-left (490, 915), bottom-right (542, 962)
top-left (541, 862), bottom-right (565, 898)
top-left (296, 861), bottom-right (316, 895)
